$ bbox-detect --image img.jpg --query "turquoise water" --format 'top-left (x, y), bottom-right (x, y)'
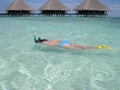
top-left (0, 16), bottom-right (120, 90)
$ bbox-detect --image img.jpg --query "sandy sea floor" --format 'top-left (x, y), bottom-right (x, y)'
top-left (0, 16), bottom-right (120, 90)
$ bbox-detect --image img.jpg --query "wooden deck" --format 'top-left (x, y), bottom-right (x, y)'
top-left (0, 13), bottom-right (107, 17)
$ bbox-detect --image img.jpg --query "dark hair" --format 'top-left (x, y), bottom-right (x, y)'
top-left (34, 37), bottom-right (48, 43)
top-left (39, 39), bottom-right (48, 43)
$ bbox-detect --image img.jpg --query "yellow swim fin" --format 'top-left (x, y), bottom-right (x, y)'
top-left (97, 45), bottom-right (113, 50)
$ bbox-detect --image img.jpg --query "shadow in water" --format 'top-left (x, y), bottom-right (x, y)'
top-left (32, 44), bottom-right (84, 54)
top-left (32, 44), bottom-right (116, 57)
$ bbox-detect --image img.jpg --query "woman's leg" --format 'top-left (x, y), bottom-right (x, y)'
top-left (62, 43), bottom-right (97, 50)
top-left (70, 43), bottom-right (97, 50)
top-left (72, 43), bottom-right (97, 49)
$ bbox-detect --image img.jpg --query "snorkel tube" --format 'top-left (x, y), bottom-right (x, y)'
top-left (34, 36), bottom-right (38, 43)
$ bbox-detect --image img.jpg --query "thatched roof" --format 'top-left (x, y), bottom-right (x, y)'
top-left (39, 0), bottom-right (69, 11)
top-left (6, 0), bottom-right (33, 11)
top-left (75, 0), bottom-right (110, 11)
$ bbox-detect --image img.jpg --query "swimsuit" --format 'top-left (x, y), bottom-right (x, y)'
top-left (58, 40), bottom-right (71, 47)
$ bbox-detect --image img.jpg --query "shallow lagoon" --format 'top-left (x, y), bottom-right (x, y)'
top-left (0, 17), bottom-right (120, 90)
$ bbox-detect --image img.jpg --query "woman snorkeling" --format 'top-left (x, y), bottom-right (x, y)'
top-left (34, 36), bottom-right (112, 50)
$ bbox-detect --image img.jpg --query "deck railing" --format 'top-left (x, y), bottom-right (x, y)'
top-left (0, 13), bottom-right (107, 17)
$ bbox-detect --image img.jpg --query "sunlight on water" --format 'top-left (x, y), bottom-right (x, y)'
top-left (0, 17), bottom-right (120, 90)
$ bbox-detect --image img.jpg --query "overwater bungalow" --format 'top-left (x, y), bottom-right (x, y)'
top-left (39, 0), bottom-right (69, 16)
top-left (5, 0), bottom-right (33, 16)
top-left (75, 0), bottom-right (110, 17)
